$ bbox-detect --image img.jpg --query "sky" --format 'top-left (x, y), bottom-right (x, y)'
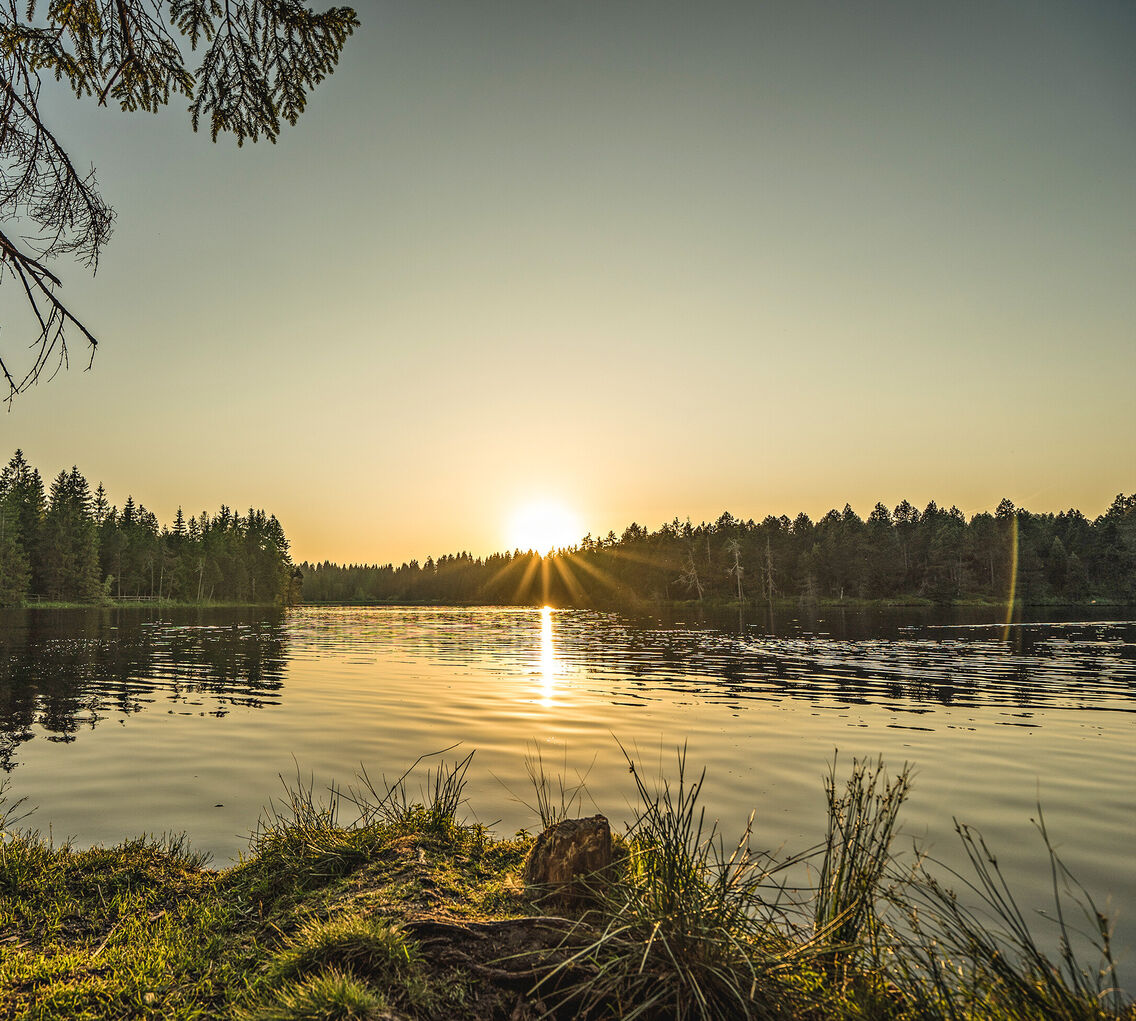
top-left (2, 0), bottom-right (1134, 565)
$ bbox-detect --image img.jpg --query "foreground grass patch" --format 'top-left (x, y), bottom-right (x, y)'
top-left (0, 834), bottom-right (251, 1020)
top-left (0, 752), bottom-right (1131, 1021)
top-left (247, 968), bottom-right (391, 1021)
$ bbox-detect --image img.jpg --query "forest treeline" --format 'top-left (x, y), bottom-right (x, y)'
top-left (0, 451), bottom-right (298, 607)
top-left (299, 494), bottom-right (1136, 608)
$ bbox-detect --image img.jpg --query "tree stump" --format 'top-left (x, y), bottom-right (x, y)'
top-left (523, 815), bottom-right (613, 906)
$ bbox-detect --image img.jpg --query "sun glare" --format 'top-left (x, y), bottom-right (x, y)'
top-left (507, 500), bottom-right (582, 554)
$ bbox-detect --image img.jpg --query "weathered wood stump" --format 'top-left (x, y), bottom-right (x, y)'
top-left (523, 815), bottom-right (613, 906)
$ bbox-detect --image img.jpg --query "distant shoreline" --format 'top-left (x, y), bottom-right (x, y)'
top-left (295, 595), bottom-right (1134, 611)
top-left (12, 599), bottom-right (281, 610)
top-left (11, 596), bottom-right (1132, 614)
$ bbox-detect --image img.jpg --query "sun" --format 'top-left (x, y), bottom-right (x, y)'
top-left (507, 500), bottom-right (582, 554)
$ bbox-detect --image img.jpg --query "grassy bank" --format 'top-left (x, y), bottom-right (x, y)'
top-left (0, 756), bottom-right (1130, 1021)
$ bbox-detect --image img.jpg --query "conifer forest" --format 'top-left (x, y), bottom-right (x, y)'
top-left (0, 451), bottom-right (298, 606)
top-left (300, 495), bottom-right (1136, 609)
top-left (3, 448), bottom-right (1133, 610)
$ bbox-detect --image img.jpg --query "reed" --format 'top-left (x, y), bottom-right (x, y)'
top-left (813, 753), bottom-right (912, 969)
top-left (885, 810), bottom-right (1126, 1020)
top-left (523, 743), bottom-right (593, 830)
top-left (532, 750), bottom-right (1130, 1021)
top-left (347, 746), bottom-right (474, 834)
top-left (0, 776), bottom-right (29, 833)
top-left (534, 744), bottom-right (820, 1020)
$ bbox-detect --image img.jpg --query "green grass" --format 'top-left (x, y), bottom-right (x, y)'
top-left (246, 969), bottom-right (391, 1021)
top-left (0, 833), bottom-right (249, 1020)
top-left (0, 752), bottom-right (1131, 1021)
top-left (534, 745), bottom-right (820, 1020)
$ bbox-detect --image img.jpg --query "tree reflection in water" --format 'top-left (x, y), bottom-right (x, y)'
top-left (0, 608), bottom-right (287, 770)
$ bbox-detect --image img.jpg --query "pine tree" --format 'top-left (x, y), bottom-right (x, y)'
top-left (0, 451), bottom-right (46, 594)
top-left (41, 467), bottom-right (102, 601)
top-left (0, 489), bottom-right (30, 605)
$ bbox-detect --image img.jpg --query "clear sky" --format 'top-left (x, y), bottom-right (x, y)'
top-left (3, 0), bottom-right (1134, 564)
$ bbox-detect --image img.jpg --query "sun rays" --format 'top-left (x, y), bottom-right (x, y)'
top-left (482, 538), bottom-right (647, 608)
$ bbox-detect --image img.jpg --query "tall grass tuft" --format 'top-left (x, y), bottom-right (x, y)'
top-left (248, 770), bottom-right (375, 893)
top-left (0, 777), bottom-right (30, 834)
top-left (268, 913), bottom-right (419, 984)
top-left (813, 753), bottom-right (912, 969)
top-left (265, 912), bottom-right (434, 1011)
top-left (890, 809), bottom-right (1126, 1021)
top-left (348, 746), bottom-right (474, 834)
top-left (247, 968), bottom-right (389, 1021)
top-left (523, 743), bottom-right (594, 829)
top-left (245, 749), bottom-right (478, 902)
top-left (530, 749), bottom-right (1132, 1020)
top-left (536, 744), bottom-right (814, 1021)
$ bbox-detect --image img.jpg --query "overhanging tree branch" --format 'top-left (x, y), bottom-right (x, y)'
top-left (0, 0), bottom-right (358, 402)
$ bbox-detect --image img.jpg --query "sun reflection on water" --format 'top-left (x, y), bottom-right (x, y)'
top-left (538, 605), bottom-right (560, 705)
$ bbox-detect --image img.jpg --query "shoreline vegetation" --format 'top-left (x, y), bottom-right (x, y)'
top-left (295, 595), bottom-right (1135, 611)
top-left (4, 449), bottom-right (1133, 612)
top-left (298, 494), bottom-right (1136, 611)
top-left (10, 595), bottom-right (1136, 614)
top-left (1, 450), bottom-right (299, 609)
top-left (15, 598), bottom-right (285, 610)
top-left (0, 750), bottom-right (1130, 1021)
top-left (4, 440), bottom-right (1131, 608)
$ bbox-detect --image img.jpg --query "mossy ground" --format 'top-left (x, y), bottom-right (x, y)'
top-left (0, 819), bottom-right (539, 1021)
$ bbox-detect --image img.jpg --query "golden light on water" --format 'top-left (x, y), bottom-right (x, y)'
top-left (507, 500), bottom-right (582, 555)
top-left (538, 605), bottom-right (559, 705)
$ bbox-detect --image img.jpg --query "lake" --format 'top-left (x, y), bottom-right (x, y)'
top-left (1, 604), bottom-right (1133, 986)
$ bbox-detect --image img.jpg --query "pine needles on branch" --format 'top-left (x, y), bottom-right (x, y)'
top-left (0, 0), bottom-right (358, 400)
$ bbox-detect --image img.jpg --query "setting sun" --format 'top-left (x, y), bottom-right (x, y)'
top-left (506, 500), bottom-right (582, 554)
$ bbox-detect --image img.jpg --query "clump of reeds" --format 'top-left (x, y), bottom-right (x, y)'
top-left (529, 748), bottom-right (1131, 1021)
top-left (0, 777), bottom-right (30, 834)
top-left (246, 769), bottom-right (373, 895)
top-left (347, 745), bottom-right (474, 835)
top-left (518, 742), bottom-right (594, 830)
top-left (245, 748), bottom-right (476, 904)
top-left (535, 744), bottom-right (817, 1020)
top-left (887, 809), bottom-right (1127, 1021)
top-left (813, 752), bottom-right (912, 971)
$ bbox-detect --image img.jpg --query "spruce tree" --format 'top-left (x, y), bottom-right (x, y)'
top-left (0, 490), bottom-right (30, 605)
top-left (0, 451), bottom-right (46, 594)
top-left (41, 467), bottom-right (102, 601)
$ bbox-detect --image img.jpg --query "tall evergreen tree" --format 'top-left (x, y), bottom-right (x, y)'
top-left (0, 450), bottom-right (45, 591)
top-left (0, 488), bottom-right (30, 605)
top-left (40, 467), bottom-right (102, 601)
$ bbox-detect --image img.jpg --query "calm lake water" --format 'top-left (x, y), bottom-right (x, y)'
top-left (1, 604), bottom-right (1134, 985)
